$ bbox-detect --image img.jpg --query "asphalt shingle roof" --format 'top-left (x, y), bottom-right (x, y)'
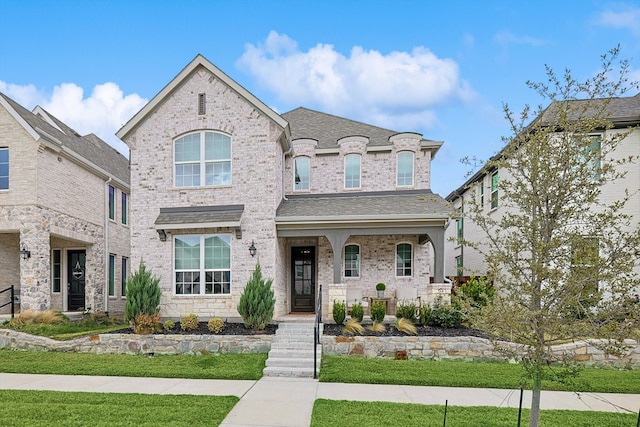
top-left (1, 92), bottom-right (130, 185)
top-left (155, 205), bottom-right (244, 227)
top-left (282, 107), bottom-right (437, 149)
top-left (276, 190), bottom-right (451, 221)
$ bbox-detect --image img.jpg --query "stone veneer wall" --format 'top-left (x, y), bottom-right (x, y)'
top-left (0, 329), bottom-right (272, 355)
top-left (321, 335), bottom-right (640, 367)
top-left (2, 328), bottom-right (638, 367)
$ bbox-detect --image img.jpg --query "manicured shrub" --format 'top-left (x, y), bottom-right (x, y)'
top-left (207, 317), bottom-right (225, 333)
top-left (395, 317), bottom-right (418, 335)
top-left (332, 300), bottom-right (346, 325)
top-left (180, 313), bottom-right (199, 331)
top-left (124, 261), bottom-right (161, 323)
top-left (396, 301), bottom-right (417, 323)
top-left (457, 276), bottom-right (495, 308)
top-left (419, 305), bottom-right (433, 326)
top-left (370, 301), bottom-right (386, 322)
top-left (342, 318), bottom-right (364, 335)
top-left (350, 302), bottom-right (364, 322)
top-left (237, 263), bottom-right (275, 331)
top-left (163, 320), bottom-right (175, 331)
top-left (133, 313), bottom-right (161, 335)
top-left (375, 282), bottom-right (386, 291)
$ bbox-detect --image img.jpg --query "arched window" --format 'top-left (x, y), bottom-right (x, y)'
top-left (396, 151), bottom-right (414, 187)
top-left (174, 131), bottom-right (231, 187)
top-left (344, 244), bottom-right (360, 278)
top-left (344, 154), bottom-right (361, 189)
top-left (294, 156), bottom-right (310, 191)
top-left (396, 243), bottom-right (412, 277)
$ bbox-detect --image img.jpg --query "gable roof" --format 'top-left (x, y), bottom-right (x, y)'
top-left (116, 54), bottom-right (290, 145)
top-left (0, 92), bottom-right (130, 186)
top-left (446, 92), bottom-right (640, 202)
top-left (282, 107), bottom-right (443, 156)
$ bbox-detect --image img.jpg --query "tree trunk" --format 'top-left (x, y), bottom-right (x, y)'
top-left (529, 374), bottom-right (542, 427)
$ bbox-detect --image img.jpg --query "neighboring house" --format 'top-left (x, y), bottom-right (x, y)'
top-left (116, 54), bottom-right (452, 321)
top-left (0, 93), bottom-right (130, 315)
top-left (445, 94), bottom-right (640, 282)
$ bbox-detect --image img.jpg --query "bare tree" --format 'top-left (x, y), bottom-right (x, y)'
top-left (461, 47), bottom-right (640, 427)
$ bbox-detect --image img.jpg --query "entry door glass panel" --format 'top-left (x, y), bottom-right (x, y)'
top-left (67, 250), bottom-right (86, 311)
top-left (291, 247), bottom-right (315, 312)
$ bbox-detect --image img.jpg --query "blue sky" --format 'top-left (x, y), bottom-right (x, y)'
top-left (1, 0), bottom-right (639, 196)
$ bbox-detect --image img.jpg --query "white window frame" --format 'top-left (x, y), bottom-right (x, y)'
top-left (395, 242), bottom-right (413, 277)
top-left (294, 156), bottom-right (310, 191)
top-left (490, 171), bottom-right (499, 209)
top-left (344, 154), bottom-right (361, 189)
top-left (0, 147), bottom-right (8, 191)
top-left (174, 234), bottom-right (232, 296)
top-left (174, 131), bottom-right (232, 188)
top-left (396, 151), bottom-right (414, 187)
top-left (51, 249), bottom-right (62, 293)
top-left (343, 244), bottom-right (360, 278)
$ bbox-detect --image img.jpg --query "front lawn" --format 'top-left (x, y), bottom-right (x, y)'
top-left (0, 390), bottom-right (238, 427)
top-left (311, 400), bottom-right (636, 427)
top-left (0, 350), bottom-right (267, 380)
top-left (320, 356), bottom-right (640, 393)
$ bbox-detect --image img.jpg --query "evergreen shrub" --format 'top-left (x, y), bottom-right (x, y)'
top-left (237, 263), bottom-right (275, 330)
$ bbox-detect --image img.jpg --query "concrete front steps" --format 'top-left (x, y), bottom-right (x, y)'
top-left (263, 321), bottom-right (321, 378)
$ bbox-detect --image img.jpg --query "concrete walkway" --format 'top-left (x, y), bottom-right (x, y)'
top-left (1, 373), bottom-right (638, 426)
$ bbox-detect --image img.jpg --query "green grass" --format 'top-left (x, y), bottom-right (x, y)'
top-left (320, 356), bottom-right (640, 393)
top-left (311, 400), bottom-right (637, 427)
top-left (0, 390), bottom-right (238, 427)
top-left (0, 350), bottom-right (267, 380)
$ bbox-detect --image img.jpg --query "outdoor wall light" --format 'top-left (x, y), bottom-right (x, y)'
top-left (20, 243), bottom-right (31, 260)
top-left (249, 240), bottom-right (257, 257)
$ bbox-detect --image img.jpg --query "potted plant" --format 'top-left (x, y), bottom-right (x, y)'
top-left (376, 282), bottom-right (386, 298)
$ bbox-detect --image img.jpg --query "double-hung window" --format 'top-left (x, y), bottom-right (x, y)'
top-left (52, 249), bottom-right (61, 292)
top-left (344, 154), bottom-right (361, 189)
top-left (0, 148), bottom-right (8, 190)
top-left (175, 131), bottom-right (231, 187)
top-left (108, 254), bottom-right (115, 296)
top-left (456, 219), bottom-right (463, 246)
top-left (490, 171), bottom-right (499, 209)
top-left (396, 243), bottom-right (412, 277)
top-left (585, 135), bottom-right (602, 181)
top-left (121, 193), bottom-right (128, 225)
top-left (294, 156), bottom-right (310, 191)
top-left (108, 185), bottom-right (115, 220)
top-left (455, 255), bottom-right (463, 276)
top-left (397, 151), bottom-right (414, 187)
top-left (344, 244), bottom-right (360, 277)
top-left (175, 235), bottom-right (231, 295)
top-left (121, 257), bottom-right (128, 297)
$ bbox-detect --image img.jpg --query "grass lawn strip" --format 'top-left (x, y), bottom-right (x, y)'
top-left (320, 356), bottom-right (640, 394)
top-left (311, 399), bottom-right (636, 427)
top-left (0, 350), bottom-right (267, 380)
top-left (0, 390), bottom-right (238, 427)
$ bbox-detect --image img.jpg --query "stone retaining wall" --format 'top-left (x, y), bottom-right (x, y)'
top-left (0, 329), bottom-right (272, 355)
top-left (321, 335), bottom-right (640, 367)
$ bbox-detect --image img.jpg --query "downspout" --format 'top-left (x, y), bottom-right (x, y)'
top-left (104, 177), bottom-right (112, 314)
top-left (282, 147), bottom-right (292, 201)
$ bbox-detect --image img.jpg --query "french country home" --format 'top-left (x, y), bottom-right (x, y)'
top-left (116, 54), bottom-right (452, 321)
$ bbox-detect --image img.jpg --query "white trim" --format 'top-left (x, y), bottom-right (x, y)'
top-left (293, 156), bottom-right (311, 192)
top-left (344, 153), bottom-right (361, 190)
top-left (395, 242), bottom-right (413, 278)
top-left (173, 234), bottom-right (232, 296)
top-left (173, 130), bottom-right (232, 188)
top-left (343, 243), bottom-right (361, 279)
top-left (396, 151), bottom-right (415, 188)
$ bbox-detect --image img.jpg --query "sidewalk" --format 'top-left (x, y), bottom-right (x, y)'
top-left (1, 373), bottom-right (638, 427)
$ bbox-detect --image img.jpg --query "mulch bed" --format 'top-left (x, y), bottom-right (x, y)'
top-left (110, 322), bottom-right (277, 335)
top-left (322, 323), bottom-right (492, 338)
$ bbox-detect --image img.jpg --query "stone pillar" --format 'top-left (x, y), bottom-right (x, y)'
top-left (19, 224), bottom-right (51, 312)
top-left (323, 283), bottom-right (346, 322)
top-left (426, 283), bottom-right (452, 306)
top-left (85, 241), bottom-right (104, 313)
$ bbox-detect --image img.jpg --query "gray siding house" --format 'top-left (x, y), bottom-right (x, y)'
top-left (117, 54), bottom-right (451, 321)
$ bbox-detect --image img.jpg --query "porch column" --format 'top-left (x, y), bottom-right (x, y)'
top-left (19, 224), bottom-right (51, 311)
top-left (324, 230), bottom-right (351, 284)
top-left (424, 226), bottom-right (445, 283)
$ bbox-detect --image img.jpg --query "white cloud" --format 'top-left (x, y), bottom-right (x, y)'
top-left (237, 31), bottom-right (474, 131)
top-left (0, 81), bottom-right (146, 157)
top-left (595, 5), bottom-right (640, 37)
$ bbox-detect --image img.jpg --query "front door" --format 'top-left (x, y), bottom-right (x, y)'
top-left (67, 250), bottom-right (86, 311)
top-left (291, 247), bottom-right (315, 312)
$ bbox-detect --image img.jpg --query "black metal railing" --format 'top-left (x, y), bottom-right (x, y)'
top-left (0, 285), bottom-right (15, 318)
top-left (313, 284), bottom-right (323, 379)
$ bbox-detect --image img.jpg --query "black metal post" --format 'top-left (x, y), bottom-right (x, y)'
top-left (10, 285), bottom-right (14, 318)
top-left (443, 399), bottom-right (448, 427)
top-left (517, 388), bottom-right (523, 427)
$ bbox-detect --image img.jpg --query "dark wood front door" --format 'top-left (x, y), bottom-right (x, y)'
top-left (291, 247), bottom-right (315, 312)
top-left (67, 250), bottom-right (86, 311)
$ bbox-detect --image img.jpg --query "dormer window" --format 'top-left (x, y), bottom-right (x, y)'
top-left (397, 151), bottom-right (414, 187)
top-left (175, 131), bottom-right (231, 187)
top-left (294, 156), bottom-right (310, 191)
top-left (344, 154), bottom-right (361, 189)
